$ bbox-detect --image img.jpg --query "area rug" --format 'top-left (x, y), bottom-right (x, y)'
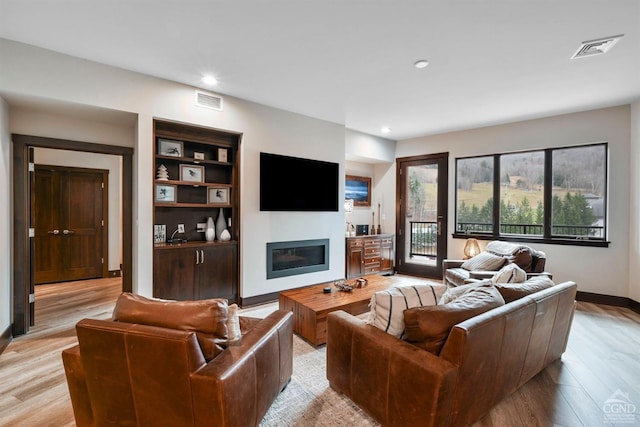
top-left (259, 334), bottom-right (379, 426)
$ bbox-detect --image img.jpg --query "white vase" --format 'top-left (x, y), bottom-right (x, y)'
top-left (215, 208), bottom-right (226, 240)
top-left (205, 216), bottom-right (215, 242)
top-left (220, 229), bottom-right (231, 241)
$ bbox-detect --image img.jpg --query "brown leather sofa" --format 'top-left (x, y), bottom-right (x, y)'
top-left (326, 280), bottom-right (577, 427)
top-left (62, 295), bottom-right (293, 427)
top-left (444, 240), bottom-right (548, 287)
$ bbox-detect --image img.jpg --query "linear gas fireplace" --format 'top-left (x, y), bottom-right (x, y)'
top-left (266, 239), bottom-right (330, 279)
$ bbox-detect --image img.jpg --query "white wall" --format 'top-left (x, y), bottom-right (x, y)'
top-left (394, 106), bottom-right (631, 297)
top-left (0, 38), bottom-right (345, 304)
top-left (629, 100), bottom-right (640, 302)
top-left (0, 97), bottom-right (11, 335)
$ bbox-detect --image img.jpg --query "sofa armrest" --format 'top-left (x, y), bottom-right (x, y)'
top-left (190, 310), bottom-right (293, 427)
top-left (327, 310), bottom-right (458, 427)
top-left (443, 259), bottom-right (465, 270)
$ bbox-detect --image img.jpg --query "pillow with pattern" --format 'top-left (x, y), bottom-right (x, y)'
top-left (460, 252), bottom-right (506, 271)
top-left (492, 263), bottom-right (527, 284)
top-left (366, 284), bottom-right (446, 338)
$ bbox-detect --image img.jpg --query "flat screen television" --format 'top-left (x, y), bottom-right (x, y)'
top-left (260, 152), bottom-right (339, 211)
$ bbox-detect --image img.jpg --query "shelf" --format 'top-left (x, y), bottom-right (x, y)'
top-left (156, 154), bottom-right (232, 166)
top-left (155, 179), bottom-right (232, 188)
top-left (155, 202), bottom-right (232, 208)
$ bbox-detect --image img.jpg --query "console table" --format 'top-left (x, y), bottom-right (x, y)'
top-left (345, 234), bottom-right (394, 279)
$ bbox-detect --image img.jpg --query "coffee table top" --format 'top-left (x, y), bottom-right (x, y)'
top-left (279, 274), bottom-right (433, 313)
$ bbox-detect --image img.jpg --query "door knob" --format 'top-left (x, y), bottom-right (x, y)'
top-left (47, 229), bottom-right (60, 235)
top-left (62, 229), bottom-right (74, 235)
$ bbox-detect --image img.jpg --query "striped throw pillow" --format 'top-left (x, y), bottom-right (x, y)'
top-left (461, 252), bottom-right (506, 271)
top-left (367, 284), bottom-right (446, 338)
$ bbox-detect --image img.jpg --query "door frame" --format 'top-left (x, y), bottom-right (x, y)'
top-left (395, 152), bottom-right (449, 278)
top-left (12, 134), bottom-right (133, 336)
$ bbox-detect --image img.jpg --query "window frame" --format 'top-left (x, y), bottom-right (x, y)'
top-left (453, 143), bottom-right (609, 247)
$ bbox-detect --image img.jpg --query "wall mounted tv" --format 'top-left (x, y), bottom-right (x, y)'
top-left (260, 152), bottom-right (339, 212)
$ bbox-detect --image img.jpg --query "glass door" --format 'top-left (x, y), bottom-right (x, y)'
top-left (396, 153), bottom-right (448, 278)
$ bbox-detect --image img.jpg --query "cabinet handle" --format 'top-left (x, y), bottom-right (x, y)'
top-left (200, 250), bottom-right (204, 264)
top-left (195, 250), bottom-right (200, 265)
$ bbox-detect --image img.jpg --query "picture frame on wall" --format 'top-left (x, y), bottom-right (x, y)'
top-left (180, 164), bottom-right (205, 183)
top-left (155, 184), bottom-right (177, 203)
top-left (208, 187), bottom-right (229, 204)
top-left (345, 175), bottom-right (371, 207)
top-left (158, 138), bottom-right (183, 157)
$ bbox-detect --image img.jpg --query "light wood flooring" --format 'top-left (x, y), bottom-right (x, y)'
top-left (0, 277), bottom-right (639, 426)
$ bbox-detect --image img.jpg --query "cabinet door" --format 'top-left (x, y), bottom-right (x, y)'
top-left (197, 244), bottom-right (238, 301)
top-left (346, 241), bottom-right (364, 278)
top-left (154, 247), bottom-right (197, 300)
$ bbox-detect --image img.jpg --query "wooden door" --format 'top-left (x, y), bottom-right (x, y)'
top-left (34, 166), bottom-right (107, 284)
top-left (346, 239), bottom-right (364, 278)
top-left (396, 153), bottom-right (448, 278)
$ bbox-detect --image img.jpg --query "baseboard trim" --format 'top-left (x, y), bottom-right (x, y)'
top-left (0, 325), bottom-right (12, 356)
top-left (240, 292), bottom-right (279, 308)
top-left (576, 291), bottom-right (640, 314)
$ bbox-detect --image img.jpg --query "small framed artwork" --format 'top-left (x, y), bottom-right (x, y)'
top-left (208, 187), bottom-right (229, 204)
top-left (218, 148), bottom-right (228, 163)
top-left (155, 184), bottom-right (177, 203)
top-left (180, 164), bottom-right (205, 183)
top-left (194, 151), bottom-right (205, 161)
top-left (345, 175), bottom-right (372, 207)
top-left (158, 139), bottom-right (184, 157)
top-left (154, 224), bottom-right (166, 243)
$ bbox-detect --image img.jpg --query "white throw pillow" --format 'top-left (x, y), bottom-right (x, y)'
top-left (492, 263), bottom-right (527, 284)
top-left (460, 252), bottom-right (506, 271)
top-left (367, 284), bottom-right (446, 338)
top-left (227, 303), bottom-right (241, 342)
top-left (439, 279), bottom-right (493, 304)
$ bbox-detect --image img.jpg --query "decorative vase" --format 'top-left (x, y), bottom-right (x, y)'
top-left (220, 229), bottom-right (231, 241)
top-left (205, 216), bottom-right (215, 242)
top-left (215, 208), bottom-right (226, 240)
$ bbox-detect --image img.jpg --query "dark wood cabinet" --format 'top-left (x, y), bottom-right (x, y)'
top-left (345, 234), bottom-right (394, 279)
top-left (153, 119), bottom-right (240, 303)
top-left (153, 242), bottom-right (237, 301)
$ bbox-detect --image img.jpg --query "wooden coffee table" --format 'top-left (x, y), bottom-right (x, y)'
top-left (279, 274), bottom-right (429, 346)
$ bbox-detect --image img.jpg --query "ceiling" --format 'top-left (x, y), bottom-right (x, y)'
top-left (1, 1), bottom-right (639, 140)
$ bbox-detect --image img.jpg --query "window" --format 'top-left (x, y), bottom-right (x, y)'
top-left (455, 143), bottom-right (608, 246)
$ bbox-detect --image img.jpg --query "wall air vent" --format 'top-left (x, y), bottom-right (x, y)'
top-left (195, 90), bottom-right (223, 111)
top-left (571, 34), bottom-right (623, 59)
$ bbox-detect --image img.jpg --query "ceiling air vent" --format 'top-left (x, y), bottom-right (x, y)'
top-left (571, 34), bottom-right (623, 59)
top-left (195, 90), bottom-right (223, 111)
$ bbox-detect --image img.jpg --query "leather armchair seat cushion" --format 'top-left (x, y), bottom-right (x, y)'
top-left (112, 292), bottom-right (229, 360)
top-left (444, 267), bottom-right (472, 287)
top-left (494, 275), bottom-right (555, 303)
top-left (403, 285), bottom-right (505, 355)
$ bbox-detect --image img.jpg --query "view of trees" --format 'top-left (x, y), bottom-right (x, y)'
top-left (456, 145), bottom-right (605, 237)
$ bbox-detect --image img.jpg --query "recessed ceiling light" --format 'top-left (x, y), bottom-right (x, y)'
top-left (414, 60), bottom-right (429, 69)
top-left (202, 75), bottom-right (218, 86)
top-left (381, 127), bottom-right (391, 134)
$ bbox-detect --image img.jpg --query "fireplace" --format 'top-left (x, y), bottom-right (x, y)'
top-left (266, 239), bottom-right (330, 279)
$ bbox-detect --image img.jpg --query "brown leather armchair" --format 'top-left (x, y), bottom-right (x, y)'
top-left (62, 305), bottom-right (293, 427)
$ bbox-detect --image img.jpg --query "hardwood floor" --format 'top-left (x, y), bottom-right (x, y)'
top-left (0, 278), bottom-right (638, 426)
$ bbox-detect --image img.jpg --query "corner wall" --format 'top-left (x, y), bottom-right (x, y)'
top-left (0, 97), bottom-right (11, 336)
top-left (394, 106), bottom-right (631, 297)
top-left (629, 99), bottom-right (640, 302)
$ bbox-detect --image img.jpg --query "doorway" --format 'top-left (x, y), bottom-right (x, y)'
top-left (395, 153), bottom-right (448, 278)
top-left (34, 165), bottom-right (108, 284)
top-left (12, 134), bottom-right (133, 336)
